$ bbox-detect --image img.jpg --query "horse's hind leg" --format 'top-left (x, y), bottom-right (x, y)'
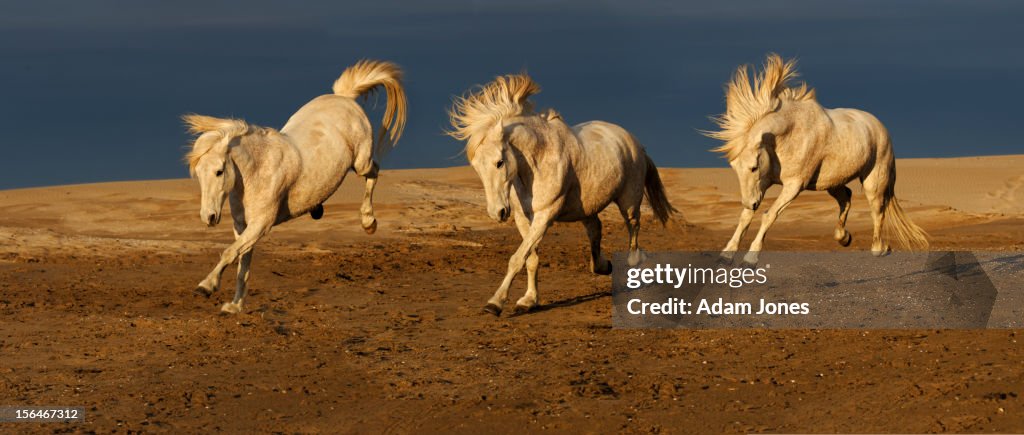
top-left (582, 217), bottom-right (612, 275)
top-left (617, 198), bottom-right (645, 267)
top-left (862, 171), bottom-right (891, 256)
top-left (828, 186), bottom-right (853, 247)
top-left (358, 162), bottom-right (379, 234)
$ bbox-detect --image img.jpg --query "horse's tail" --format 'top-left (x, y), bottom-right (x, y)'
top-left (643, 155), bottom-right (678, 226)
top-left (332, 59), bottom-right (408, 158)
top-left (884, 184), bottom-right (929, 250)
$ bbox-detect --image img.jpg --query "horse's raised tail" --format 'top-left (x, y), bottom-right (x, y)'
top-left (332, 59), bottom-right (408, 157)
top-left (884, 187), bottom-right (929, 250)
top-left (643, 155), bottom-right (678, 226)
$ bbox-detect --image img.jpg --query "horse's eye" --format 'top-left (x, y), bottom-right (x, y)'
top-left (215, 169), bottom-right (224, 177)
top-left (750, 166), bottom-right (758, 172)
top-left (496, 160), bottom-right (504, 169)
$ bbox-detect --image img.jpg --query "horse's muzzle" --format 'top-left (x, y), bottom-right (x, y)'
top-left (206, 213), bottom-right (219, 226)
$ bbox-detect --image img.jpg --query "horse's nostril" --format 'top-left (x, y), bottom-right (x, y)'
top-left (207, 214), bottom-right (217, 224)
top-left (499, 207), bottom-right (509, 220)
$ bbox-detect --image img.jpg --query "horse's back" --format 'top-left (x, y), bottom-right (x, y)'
top-left (560, 120), bottom-right (647, 219)
top-left (281, 94), bottom-right (372, 146)
top-left (820, 107), bottom-right (893, 186)
top-left (572, 121), bottom-right (646, 164)
top-left (827, 108), bottom-right (890, 149)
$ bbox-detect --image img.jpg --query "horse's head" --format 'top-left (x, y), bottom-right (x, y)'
top-left (192, 138), bottom-right (237, 226)
top-left (727, 129), bottom-right (776, 211)
top-left (183, 115), bottom-right (247, 226)
top-left (448, 73), bottom-right (542, 223)
top-left (467, 122), bottom-right (523, 222)
top-left (705, 53), bottom-right (814, 211)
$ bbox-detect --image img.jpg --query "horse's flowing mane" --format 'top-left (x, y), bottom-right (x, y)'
top-left (447, 74), bottom-right (541, 159)
top-left (705, 53), bottom-right (816, 160)
top-left (182, 114), bottom-right (253, 174)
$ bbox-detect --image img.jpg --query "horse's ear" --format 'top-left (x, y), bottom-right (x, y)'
top-left (542, 108), bottom-right (562, 122)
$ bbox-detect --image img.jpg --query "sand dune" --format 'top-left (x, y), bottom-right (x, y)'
top-left (1, 155), bottom-right (1020, 259)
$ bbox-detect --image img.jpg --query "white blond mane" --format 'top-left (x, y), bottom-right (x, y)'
top-left (705, 53), bottom-right (816, 160)
top-left (447, 74), bottom-right (541, 159)
top-left (182, 114), bottom-right (256, 174)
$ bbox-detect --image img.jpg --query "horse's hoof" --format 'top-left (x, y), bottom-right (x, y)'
top-left (194, 286), bottom-right (213, 298)
top-left (627, 250), bottom-right (647, 267)
top-left (510, 304), bottom-right (535, 316)
top-left (220, 302), bottom-right (242, 314)
top-left (838, 231), bottom-right (852, 247)
top-left (310, 204), bottom-right (324, 220)
top-left (872, 246), bottom-right (891, 257)
top-left (594, 260), bottom-right (613, 275)
top-left (483, 303), bottom-right (502, 316)
top-left (740, 252), bottom-right (759, 268)
top-left (363, 219), bottom-right (378, 235)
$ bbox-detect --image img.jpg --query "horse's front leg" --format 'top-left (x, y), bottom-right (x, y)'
top-left (742, 184), bottom-right (802, 266)
top-left (195, 218), bottom-right (272, 302)
top-left (220, 220), bottom-right (253, 314)
top-left (359, 162), bottom-right (379, 234)
top-left (485, 212), bottom-right (553, 316)
top-left (219, 250), bottom-right (253, 314)
top-left (721, 208), bottom-right (755, 262)
top-left (511, 210), bottom-right (542, 313)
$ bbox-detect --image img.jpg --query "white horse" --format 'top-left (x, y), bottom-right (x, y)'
top-left (705, 54), bottom-right (928, 265)
top-left (448, 74), bottom-right (677, 316)
top-left (183, 59), bottom-right (407, 313)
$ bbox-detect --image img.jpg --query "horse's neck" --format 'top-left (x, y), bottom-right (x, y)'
top-left (510, 125), bottom-right (574, 177)
top-left (776, 104), bottom-right (836, 164)
top-left (227, 143), bottom-right (257, 193)
top-left (548, 123), bottom-right (585, 168)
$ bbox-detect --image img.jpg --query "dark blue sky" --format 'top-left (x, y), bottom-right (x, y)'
top-left (1, 0), bottom-right (1022, 189)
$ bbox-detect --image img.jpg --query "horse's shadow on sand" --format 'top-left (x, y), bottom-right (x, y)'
top-left (509, 290), bottom-right (612, 316)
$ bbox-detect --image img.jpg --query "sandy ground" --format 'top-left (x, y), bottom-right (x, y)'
top-left (1, 155), bottom-right (1022, 433)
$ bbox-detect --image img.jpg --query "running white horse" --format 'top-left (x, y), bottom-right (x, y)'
top-left (705, 54), bottom-right (928, 265)
top-left (448, 74), bottom-right (677, 316)
top-left (184, 59), bottom-right (407, 313)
